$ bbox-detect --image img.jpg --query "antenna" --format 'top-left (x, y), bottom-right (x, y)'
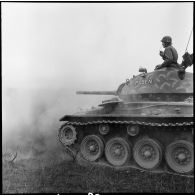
top-left (185, 26), bottom-right (193, 53)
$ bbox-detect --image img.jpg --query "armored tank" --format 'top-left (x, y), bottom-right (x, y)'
top-left (58, 52), bottom-right (193, 177)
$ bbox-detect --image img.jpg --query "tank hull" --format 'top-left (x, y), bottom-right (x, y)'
top-left (60, 101), bottom-right (193, 121)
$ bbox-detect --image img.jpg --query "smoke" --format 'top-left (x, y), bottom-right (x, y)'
top-left (2, 87), bottom-right (75, 164)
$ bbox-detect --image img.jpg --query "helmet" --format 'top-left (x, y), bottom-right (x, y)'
top-left (161, 36), bottom-right (172, 43)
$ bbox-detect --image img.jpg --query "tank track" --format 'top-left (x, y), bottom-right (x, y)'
top-left (59, 119), bottom-right (194, 178)
top-left (76, 152), bottom-right (193, 178)
top-left (64, 120), bottom-right (193, 127)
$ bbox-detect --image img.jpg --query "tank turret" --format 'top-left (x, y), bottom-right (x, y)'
top-left (77, 66), bottom-right (193, 102)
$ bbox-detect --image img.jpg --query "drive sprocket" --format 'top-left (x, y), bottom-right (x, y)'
top-left (59, 125), bottom-right (77, 146)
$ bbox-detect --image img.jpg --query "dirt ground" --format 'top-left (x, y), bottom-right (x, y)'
top-left (2, 154), bottom-right (194, 193)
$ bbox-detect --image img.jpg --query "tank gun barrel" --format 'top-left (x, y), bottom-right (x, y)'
top-left (76, 91), bottom-right (117, 95)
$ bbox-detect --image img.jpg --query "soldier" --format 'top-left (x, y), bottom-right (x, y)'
top-left (155, 36), bottom-right (179, 70)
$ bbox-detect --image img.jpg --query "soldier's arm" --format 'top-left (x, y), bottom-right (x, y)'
top-left (163, 48), bottom-right (174, 61)
top-left (161, 48), bottom-right (174, 67)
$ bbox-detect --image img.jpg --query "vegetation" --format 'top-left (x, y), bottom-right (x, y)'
top-left (3, 158), bottom-right (194, 193)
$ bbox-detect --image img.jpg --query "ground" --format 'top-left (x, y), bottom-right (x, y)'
top-left (2, 156), bottom-right (194, 193)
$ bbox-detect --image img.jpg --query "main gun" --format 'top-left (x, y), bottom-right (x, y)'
top-left (76, 91), bottom-right (117, 95)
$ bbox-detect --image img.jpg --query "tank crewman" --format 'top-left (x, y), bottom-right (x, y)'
top-left (155, 36), bottom-right (179, 70)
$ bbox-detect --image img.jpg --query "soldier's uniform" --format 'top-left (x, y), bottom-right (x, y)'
top-left (160, 45), bottom-right (178, 68)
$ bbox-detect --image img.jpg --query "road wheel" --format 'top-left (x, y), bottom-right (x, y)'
top-left (80, 135), bottom-right (104, 161)
top-left (133, 137), bottom-right (162, 169)
top-left (165, 140), bottom-right (193, 174)
top-left (105, 137), bottom-right (131, 166)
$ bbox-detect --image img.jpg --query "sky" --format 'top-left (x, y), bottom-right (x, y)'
top-left (1, 2), bottom-right (194, 153)
top-left (2, 2), bottom-right (193, 91)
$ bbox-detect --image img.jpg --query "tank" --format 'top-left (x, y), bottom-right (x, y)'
top-left (58, 52), bottom-right (193, 177)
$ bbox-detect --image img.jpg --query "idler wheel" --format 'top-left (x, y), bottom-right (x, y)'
top-left (58, 125), bottom-right (77, 146)
top-left (165, 140), bottom-right (193, 174)
top-left (133, 137), bottom-right (162, 170)
top-left (105, 137), bottom-right (131, 166)
top-left (80, 135), bottom-right (104, 161)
